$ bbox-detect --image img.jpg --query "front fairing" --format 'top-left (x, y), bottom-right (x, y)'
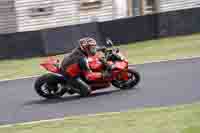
top-left (88, 55), bottom-right (104, 71)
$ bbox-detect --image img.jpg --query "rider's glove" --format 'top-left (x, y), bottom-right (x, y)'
top-left (99, 57), bottom-right (107, 64)
top-left (99, 57), bottom-right (115, 72)
top-left (102, 70), bottom-right (112, 79)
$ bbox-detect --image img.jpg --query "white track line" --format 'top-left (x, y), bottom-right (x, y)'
top-left (0, 112), bottom-right (121, 128)
top-left (133, 56), bottom-right (200, 65)
top-left (0, 102), bottom-right (197, 128)
top-left (0, 75), bottom-right (40, 83)
top-left (0, 56), bottom-right (200, 128)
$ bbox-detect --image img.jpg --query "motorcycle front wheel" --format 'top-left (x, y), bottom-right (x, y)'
top-left (34, 73), bottom-right (67, 99)
top-left (112, 69), bottom-right (140, 89)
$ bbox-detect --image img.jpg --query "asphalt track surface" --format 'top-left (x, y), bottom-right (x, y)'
top-left (0, 58), bottom-right (200, 125)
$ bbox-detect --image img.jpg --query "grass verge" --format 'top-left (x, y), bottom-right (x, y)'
top-left (120, 33), bottom-right (200, 64)
top-left (0, 33), bottom-right (200, 80)
top-left (1, 33), bottom-right (200, 132)
top-left (1, 103), bottom-right (200, 133)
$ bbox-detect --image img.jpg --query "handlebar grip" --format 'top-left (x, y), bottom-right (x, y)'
top-left (97, 47), bottom-right (106, 52)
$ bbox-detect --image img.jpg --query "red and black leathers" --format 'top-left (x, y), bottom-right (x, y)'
top-left (60, 46), bottom-right (105, 96)
top-left (60, 47), bottom-right (103, 80)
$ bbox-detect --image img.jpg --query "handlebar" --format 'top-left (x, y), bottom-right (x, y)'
top-left (98, 38), bottom-right (123, 62)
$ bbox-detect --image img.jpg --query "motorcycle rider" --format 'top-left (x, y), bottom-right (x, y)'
top-left (60, 37), bottom-right (111, 97)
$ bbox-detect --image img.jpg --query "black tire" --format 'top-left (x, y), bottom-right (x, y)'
top-left (34, 73), bottom-right (67, 99)
top-left (112, 69), bottom-right (140, 89)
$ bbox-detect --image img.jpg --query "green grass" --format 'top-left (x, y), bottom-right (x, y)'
top-left (1, 33), bottom-right (200, 80)
top-left (1, 33), bottom-right (200, 132)
top-left (119, 33), bottom-right (200, 64)
top-left (0, 55), bottom-right (64, 80)
top-left (1, 103), bottom-right (200, 133)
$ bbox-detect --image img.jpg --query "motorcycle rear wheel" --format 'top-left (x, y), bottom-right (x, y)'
top-left (112, 69), bottom-right (140, 89)
top-left (34, 73), bottom-right (67, 99)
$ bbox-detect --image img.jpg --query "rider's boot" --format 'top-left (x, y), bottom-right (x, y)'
top-left (70, 77), bottom-right (91, 97)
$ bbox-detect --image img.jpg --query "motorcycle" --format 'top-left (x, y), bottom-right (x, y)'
top-left (34, 39), bottom-right (141, 99)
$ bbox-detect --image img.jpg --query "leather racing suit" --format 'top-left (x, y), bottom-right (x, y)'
top-left (60, 46), bottom-right (104, 96)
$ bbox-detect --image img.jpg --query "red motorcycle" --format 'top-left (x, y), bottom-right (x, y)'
top-left (34, 39), bottom-right (140, 99)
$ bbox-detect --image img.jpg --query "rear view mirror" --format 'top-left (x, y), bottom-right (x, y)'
top-left (106, 38), bottom-right (113, 47)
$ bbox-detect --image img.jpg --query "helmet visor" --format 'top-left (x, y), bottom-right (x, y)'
top-left (89, 46), bottom-right (97, 55)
